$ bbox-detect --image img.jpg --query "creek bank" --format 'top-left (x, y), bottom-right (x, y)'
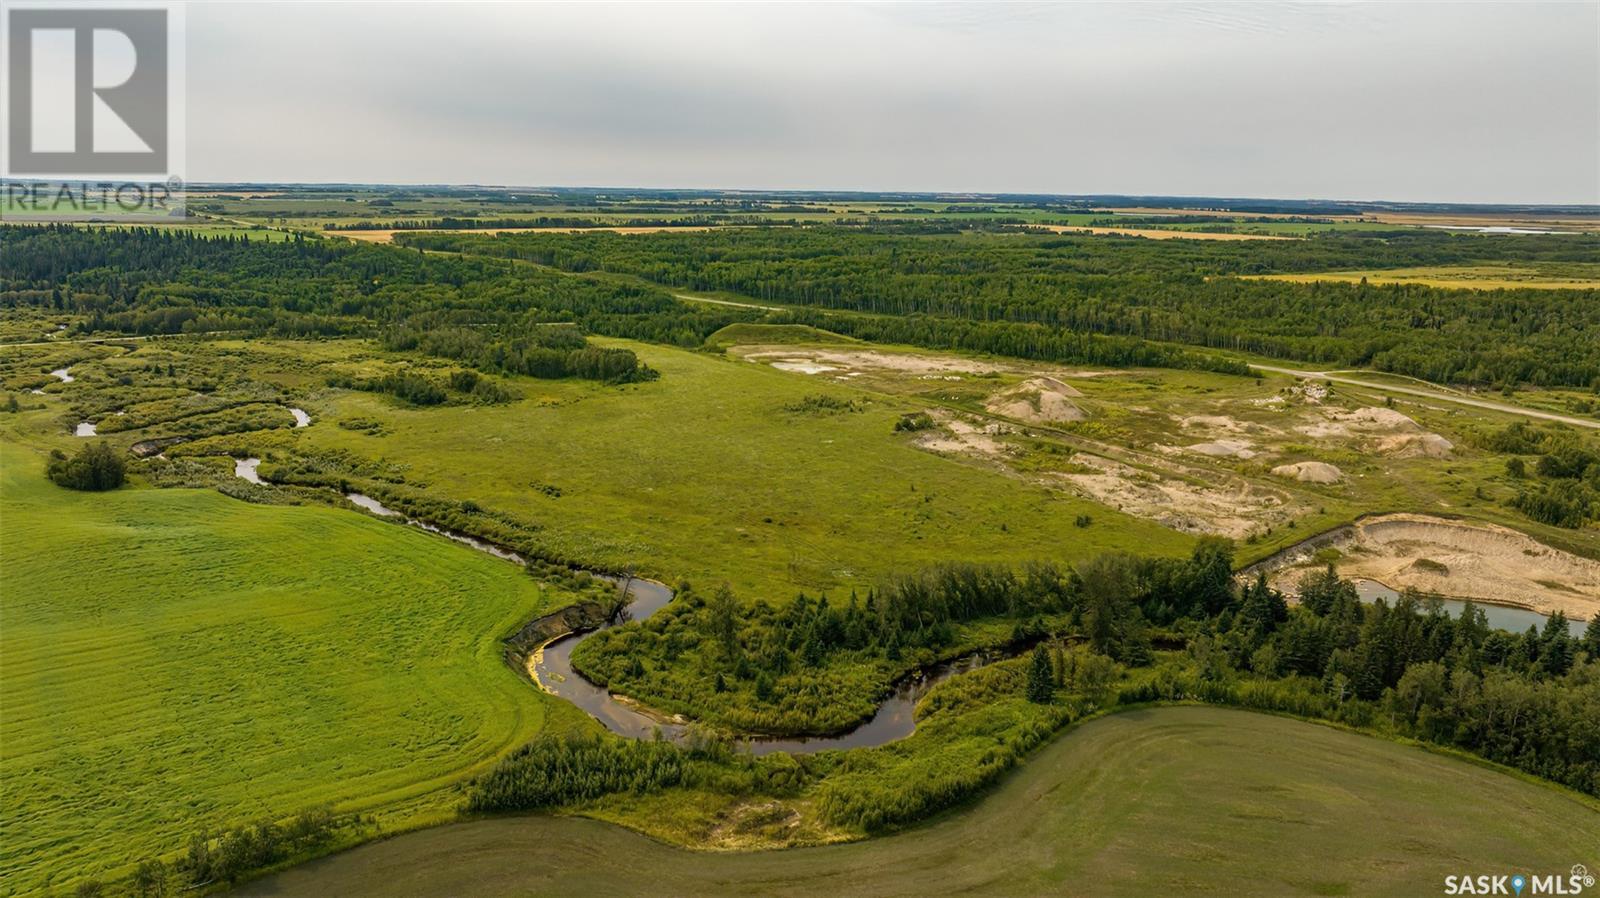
top-left (1245, 512), bottom-right (1597, 624)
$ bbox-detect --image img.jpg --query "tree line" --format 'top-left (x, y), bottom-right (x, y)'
top-left (399, 227), bottom-right (1600, 389)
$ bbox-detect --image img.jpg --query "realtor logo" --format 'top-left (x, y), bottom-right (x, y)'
top-left (5, 5), bottom-right (179, 176)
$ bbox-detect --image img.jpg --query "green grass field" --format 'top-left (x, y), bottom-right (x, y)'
top-left (0, 438), bottom-right (579, 895)
top-left (290, 337), bottom-right (1193, 598)
top-left (237, 706), bottom-right (1600, 898)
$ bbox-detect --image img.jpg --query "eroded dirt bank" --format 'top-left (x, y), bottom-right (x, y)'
top-left (1251, 513), bottom-right (1600, 620)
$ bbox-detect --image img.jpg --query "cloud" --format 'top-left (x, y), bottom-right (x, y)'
top-left (184, 1), bottom-right (1599, 203)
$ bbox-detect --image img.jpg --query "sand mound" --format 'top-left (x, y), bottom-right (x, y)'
top-left (1186, 440), bottom-right (1257, 460)
top-left (1344, 407), bottom-right (1419, 430)
top-left (1271, 461), bottom-right (1344, 483)
top-left (1296, 407), bottom-right (1451, 458)
top-left (1375, 432), bottom-right (1454, 459)
top-left (985, 378), bottom-right (1086, 424)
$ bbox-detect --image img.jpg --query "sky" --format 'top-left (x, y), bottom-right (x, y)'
top-left (186, 1), bottom-right (1600, 204)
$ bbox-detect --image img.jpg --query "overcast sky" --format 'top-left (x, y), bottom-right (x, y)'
top-left (187, 1), bottom-right (1599, 204)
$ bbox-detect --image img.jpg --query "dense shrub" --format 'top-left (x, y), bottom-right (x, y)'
top-left (465, 735), bottom-right (685, 812)
top-left (46, 442), bottom-right (125, 490)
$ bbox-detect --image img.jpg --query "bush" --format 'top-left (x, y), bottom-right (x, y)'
top-left (894, 412), bottom-right (934, 432)
top-left (46, 443), bottom-right (126, 491)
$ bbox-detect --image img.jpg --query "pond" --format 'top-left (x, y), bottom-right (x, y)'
top-left (1354, 579), bottom-right (1585, 636)
top-left (234, 457), bottom-right (262, 484)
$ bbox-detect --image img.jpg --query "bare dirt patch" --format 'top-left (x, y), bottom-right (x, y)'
top-left (740, 347), bottom-right (1007, 377)
top-left (1048, 454), bottom-right (1294, 539)
top-left (914, 410), bottom-right (1012, 458)
top-left (1262, 513), bottom-right (1600, 620)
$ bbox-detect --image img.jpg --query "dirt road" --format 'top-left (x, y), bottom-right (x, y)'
top-left (1252, 365), bottom-right (1600, 430)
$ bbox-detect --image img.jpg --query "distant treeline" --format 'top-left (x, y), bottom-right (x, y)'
top-left (324, 215), bottom-right (777, 231)
top-left (0, 225), bottom-right (754, 363)
top-left (398, 228), bottom-right (1600, 388)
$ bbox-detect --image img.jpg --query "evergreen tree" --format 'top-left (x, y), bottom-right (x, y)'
top-left (1583, 615), bottom-right (1600, 658)
top-left (1026, 644), bottom-right (1054, 704)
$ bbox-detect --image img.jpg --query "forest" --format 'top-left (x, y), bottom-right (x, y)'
top-left (399, 227), bottom-right (1600, 388)
top-left (1478, 421), bottom-right (1600, 528)
top-left (0, 225), bottom-right (742, 368)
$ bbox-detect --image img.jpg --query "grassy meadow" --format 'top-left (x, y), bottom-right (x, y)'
top-left (0, 437), bottom-right (581, 895)
top-left (236, 706), bottom-right (1600, 898)
top-left (288, 337), bottom-right (1193, 598)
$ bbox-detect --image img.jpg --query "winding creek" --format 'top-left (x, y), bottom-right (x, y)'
top-left (236, 465), bottom-right (1593, 750)
top-left (232, 469), bottom-right (1013, 753)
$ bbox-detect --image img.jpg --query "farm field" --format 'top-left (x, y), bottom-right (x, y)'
top-left (180, 187), bottom-right (1532, 237)
top-left (0, 435), bottom-right (582, 896)
top-left (236, 706), bottom-right (1600, 898)
top-left (1247, 264), bottom-right (1600, 290)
